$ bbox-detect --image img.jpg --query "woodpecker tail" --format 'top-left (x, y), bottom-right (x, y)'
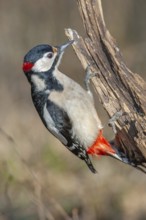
top-left (87, 130), bottom-right (146, 174)
top-left (87, 130), bottom-right (122, 161)
top-left (110, 134), bottom-right (146, 174)
top-left (85, 158), bottom-right (97, 174)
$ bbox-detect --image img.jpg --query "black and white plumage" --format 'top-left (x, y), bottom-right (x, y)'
top-left (22, 41), bottom-right (104, 173)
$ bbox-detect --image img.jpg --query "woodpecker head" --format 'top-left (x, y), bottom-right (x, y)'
top-left (22, 40), bottom-right (74, 80)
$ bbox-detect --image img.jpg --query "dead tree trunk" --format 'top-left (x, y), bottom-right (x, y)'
top-left (65, 0), bottom-right (146, 171)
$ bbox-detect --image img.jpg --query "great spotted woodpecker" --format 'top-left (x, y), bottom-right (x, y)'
top-left (22, 40), bottom-right (122, 173)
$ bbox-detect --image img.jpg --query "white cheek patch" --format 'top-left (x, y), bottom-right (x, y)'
top-left (31, 75), bottom-right (46, 91)
top-left (32, 52), bottom-right (57, 72)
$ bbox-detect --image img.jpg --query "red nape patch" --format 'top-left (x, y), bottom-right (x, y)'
top-left (22, 62), bottom-right (34, 72)
top-left (87, 130), bottom-right (116, 156)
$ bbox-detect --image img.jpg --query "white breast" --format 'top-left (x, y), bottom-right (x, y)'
top-left (49, 70), bottom-right (103, 149)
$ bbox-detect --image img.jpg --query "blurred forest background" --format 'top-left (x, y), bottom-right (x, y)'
top-left (0, 0), bottom-right (146, 219)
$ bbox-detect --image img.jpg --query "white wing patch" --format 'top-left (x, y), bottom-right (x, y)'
top-left (43, 104), bottom-right (68, 145)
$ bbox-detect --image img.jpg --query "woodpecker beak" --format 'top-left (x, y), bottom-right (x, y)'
top-left (58, 40), bottom-right (74, 53)
top-left (52, 40), bottom-right (74, 69)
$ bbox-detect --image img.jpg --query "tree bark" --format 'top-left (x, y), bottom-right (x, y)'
top-left (65, 0), bottom-right (146, 171)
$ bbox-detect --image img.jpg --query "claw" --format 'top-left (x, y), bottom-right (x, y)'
top-left (108, 110), bottom-right (123, 134)
top-left (84, 65), bottom-right (99, 92)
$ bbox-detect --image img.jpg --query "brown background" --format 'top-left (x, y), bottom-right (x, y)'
top-left (0, 1), bottom-right (146, 219)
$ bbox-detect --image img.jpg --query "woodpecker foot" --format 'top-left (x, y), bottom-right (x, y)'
top-left (84, 65), bottom-right (99, 92)
top-left (108, 110), bottom-right (123, 134)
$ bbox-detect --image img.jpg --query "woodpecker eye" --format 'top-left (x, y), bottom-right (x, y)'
top-left (47, 52), bottom-right (53, 59)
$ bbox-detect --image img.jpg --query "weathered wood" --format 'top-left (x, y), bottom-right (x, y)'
top-left (65, 0), bottom-right (146, 170)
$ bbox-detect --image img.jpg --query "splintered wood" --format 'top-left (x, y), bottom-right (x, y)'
top-left (65, 0), bottom-right (146, 172)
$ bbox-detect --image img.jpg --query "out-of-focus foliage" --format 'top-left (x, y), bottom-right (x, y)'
top-left (0, 0), bottom-right (146, 219)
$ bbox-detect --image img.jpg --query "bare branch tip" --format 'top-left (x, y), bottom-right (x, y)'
top-left (65, 28), bottom-right (80, 47)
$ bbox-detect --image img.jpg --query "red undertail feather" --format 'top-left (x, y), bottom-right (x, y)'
top-left (87, 130), bottom-right (116, 156)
